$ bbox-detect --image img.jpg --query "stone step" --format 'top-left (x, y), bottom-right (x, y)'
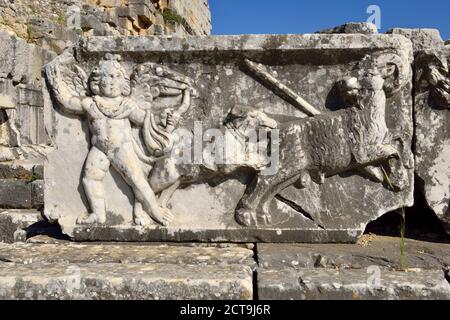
top-left (0, 242), bottom-right (256, 266)
top-left (0, 209), bottom-right (42, 243)
top-left (0, 242), bottom-right (255, 300)
top-left (257, 236), bottom-right (450, 270)
top-left (256, 236), bottom-right (450, 300)
top-left (258, 267), bottom-right (450, 300)
top-left (0, 262), bottom-right (253, 300)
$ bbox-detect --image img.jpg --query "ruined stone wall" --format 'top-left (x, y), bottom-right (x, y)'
top-left (0, 0), bottom-right (211, 52)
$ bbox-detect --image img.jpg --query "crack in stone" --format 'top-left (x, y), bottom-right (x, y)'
top-left (0, 256), bottom-right (13, 263)
top-left (444, 268), bottom-right (450, 285)
top-left (275, 195), bottom-right (325, 230)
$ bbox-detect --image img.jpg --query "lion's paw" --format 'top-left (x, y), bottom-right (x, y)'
top-left (235, 208), bottom-right (258, 227)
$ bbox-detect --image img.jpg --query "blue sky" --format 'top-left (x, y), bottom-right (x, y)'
top-left (209, 0), bottom-right (450, 40)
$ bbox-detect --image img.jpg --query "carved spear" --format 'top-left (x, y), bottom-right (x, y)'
top-left (244, 59), bottom-right (321, 116)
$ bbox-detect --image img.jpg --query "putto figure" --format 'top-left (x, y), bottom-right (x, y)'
top-left (45, 52), bottom-right (196, 227)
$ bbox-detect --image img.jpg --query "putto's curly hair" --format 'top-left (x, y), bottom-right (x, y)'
top-left (89, 53), bottom-right (131, 96)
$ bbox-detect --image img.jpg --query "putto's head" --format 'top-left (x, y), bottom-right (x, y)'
top-left (89, 54), bottom-right (131, 98)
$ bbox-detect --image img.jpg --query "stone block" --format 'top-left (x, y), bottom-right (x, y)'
top-left (257, 237), bottom-right (450, 271)
top-left (387, 28), bottom-right (444, 51)
top-left (317, 22), bottom-right (378, 34)
top-left (396, 29), bottom-right (450, 235)
top-left (44, 34), bottom-right (414, 243)
top-left (31, 180), bottom-right (44, 208)
top-left (0, 209), bottom-right (42, 243)
top-left (98, 0), bottom-right (123, 8)
top-left (258, 268), bottom-right (450, 300)
top-left (0, 262), bottom-right (253, 300)
top-left (0, 179), bottom-right (32, 209)
top-left (0, 242), bottom-right (254, 299)
top-left (17, 86), bottom-right (44, 107)
top-left (0, 242), bottom-right (256, 266)
top-left (0, 161), bottom-right (34, 180)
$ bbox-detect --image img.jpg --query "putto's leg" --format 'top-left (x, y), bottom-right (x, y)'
top-left (78, 147), bottom-right (110, 224)
top-left (158, 180), bottom-right (181, 208)
top-left (133, 200), bottom-right (154, 226)
top-left (111, 143), bottom-right (174, 226)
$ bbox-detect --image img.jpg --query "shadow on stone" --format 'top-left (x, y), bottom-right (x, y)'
top-left (365, 178), bottom-right (450, 243)
top-left (25, 220), bottom-right (71, 241)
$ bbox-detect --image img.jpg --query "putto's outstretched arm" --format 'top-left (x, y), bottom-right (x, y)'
top-left (45, 64), bottom-right (88, 115)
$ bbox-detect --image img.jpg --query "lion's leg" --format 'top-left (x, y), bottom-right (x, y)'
top-left (236, 172), bottom-right (299, 227)
top-left (259, 173), bottom-right (302, 225)
top-left (78, 147), bottom-right (110, 225)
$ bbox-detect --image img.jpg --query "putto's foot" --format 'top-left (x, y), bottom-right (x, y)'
top-left (151, 207), bottom-right (174, 226)
top-left (134, 201), bottom-right (154, 226)
top-left (134, 210), bottom-right (154, 227)
top-left (160, 207), bottom-right (174, 226)
top-left (77, 213), bottom-right (106, 225)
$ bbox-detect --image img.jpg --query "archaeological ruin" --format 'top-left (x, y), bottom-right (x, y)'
top-left (0, 0), bottom-right (449, 300)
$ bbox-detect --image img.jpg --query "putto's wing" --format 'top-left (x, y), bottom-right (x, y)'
top-left (59, 62), bottom-right (88, 97)
top-left (46, 51), bottom-right (88, 97)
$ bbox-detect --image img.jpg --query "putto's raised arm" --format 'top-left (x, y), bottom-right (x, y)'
top-left (45, 61), bottom-right (89, 115)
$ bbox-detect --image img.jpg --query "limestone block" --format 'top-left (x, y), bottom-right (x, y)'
top-left (0, 262), bottom-right (253, 300)
top-left (257, 238), bottom-right (450, 271)
top-left (258, 268), bottom-right (450, 300)
top-left (0, 242), bottom-right (255, 266)
top-left (31, 180), bottom-right (44, 208)
top-left (392, 29), bottom-right (450, 234)
top-left (0, 209), bottom-right (42, 243)
top-left (43, 34), bottom-right (414, 243)
top-left (0, 241), bottom-right (254, 299)
top-left (317, 22), bottom-right (378, 34)
top-left (0, 179), bottom-right (32, 209)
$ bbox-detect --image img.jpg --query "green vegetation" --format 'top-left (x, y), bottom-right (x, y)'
top-left (382, 167), bottom-right (407, 271)
top-left (162, 9), bottom-right (184, 25)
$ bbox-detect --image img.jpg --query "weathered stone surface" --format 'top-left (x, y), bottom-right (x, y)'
top-left (0, 262), bottom-right (253, 300)
top-left (317, 22), bottom-right (378, 34)
top-left (31, 179), bottom-right (44, 208)
top-left (0, 179), bottom-right (32, 208)
top-left (0, 209), bottom-right (42, 243)
top-left (257, 236), bottom-right (450, 270)
top-left (44, 34), bottom-right (414, 243)
top-left (0, 242), bottom-right (255, 266)
top-left (0, 31), bottom-right (55, 150)
top-left (258, 268), bottom-right (450, 300)
top-left (0, 0), bottom-right (211, 44)
top-left (0, 242), bottom-right (254, 299)
top-left (395, 29), bottom-right (450, 234)
top-left (0, 161), bottom-right (43, 180)
top-left (387, 28), bottom-right (444, 51)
